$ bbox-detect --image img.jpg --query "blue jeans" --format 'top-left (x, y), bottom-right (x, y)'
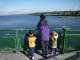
top-left (51, 48), bottom-right (57, 55)
top-left (29, 48), bottom-right (35, 57)
top-left (42, 41), bottom-right (49, 57)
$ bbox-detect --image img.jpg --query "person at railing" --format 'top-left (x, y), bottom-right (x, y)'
top-left (50, 31), bottom-right (58, 56)
top-left (37, 14), bottom-right (50, 58)
top-left (27, 31), bottom-right (37, 60)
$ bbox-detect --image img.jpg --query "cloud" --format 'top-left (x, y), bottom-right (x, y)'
top-left (0, 8), bottom-right (54, 15)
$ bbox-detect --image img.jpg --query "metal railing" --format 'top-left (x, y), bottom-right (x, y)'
top-left (62, 28), bottom-right (80, 53)
top-left (0, 28), bottom-right (80, 53)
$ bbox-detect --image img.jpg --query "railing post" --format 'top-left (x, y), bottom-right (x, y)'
top-left (61, 27), bottom-right (66, 54)
top-left (16, 30), bottom-right (20, 51)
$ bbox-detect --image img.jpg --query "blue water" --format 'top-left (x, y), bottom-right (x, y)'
top-left (0, 14), bottom-right (80, 29)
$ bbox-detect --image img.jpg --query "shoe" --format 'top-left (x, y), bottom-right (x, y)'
top-left (32, 56), bottom-right (34, 60)
top-left (43, 55), bottom-right (48, 59)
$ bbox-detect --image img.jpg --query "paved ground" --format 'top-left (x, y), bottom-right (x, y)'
top-left (0, 52), bottom-right (59, 60)
top-left (0, 51), bottom-right (80, 60)
top-left (56, 51), bottom-right (80, 60)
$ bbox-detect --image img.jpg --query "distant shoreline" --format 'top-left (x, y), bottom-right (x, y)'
top-left (30, 11), bottom-right (80, 16)
top-left (0, 11), bottom-right (80, 16)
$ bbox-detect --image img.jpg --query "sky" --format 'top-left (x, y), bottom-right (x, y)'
top-left (0, 0), bottom-right (80, 15)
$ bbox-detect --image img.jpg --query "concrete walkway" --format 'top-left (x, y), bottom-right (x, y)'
top-left (56, 51), bottom-right (80, 60)
top-left (0, 52), bottom-right (59, 60)
top-left (0, 51), bottom-right (80, 60)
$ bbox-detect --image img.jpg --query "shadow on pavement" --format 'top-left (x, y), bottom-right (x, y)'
top-left (35, 50), bottom-right (43, 56)
top-left (38, 55), bottom-right (59, 60)
top-left (64, 52), bottom-right (80, 60)
top-left (36, 51), bottom-right (60, 60)
top-left (20, 51), bottom-right (31, 60)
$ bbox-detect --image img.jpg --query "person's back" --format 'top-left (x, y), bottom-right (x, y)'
top-left (37, 15), bottom-right (49, 41)
top-left (51, 31), bottom-right (58, 55)
top-left (27, 31), bottom-right (37, 60)
top-left (37, 14), bottom-right (49, 58)
top-left (51, 31), bottom-right (58, 48)
top-left (28, 36), bottom-right (36, 48)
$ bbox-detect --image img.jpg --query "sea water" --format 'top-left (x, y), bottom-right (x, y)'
top-left (0, 14), bottom-right (80, 30)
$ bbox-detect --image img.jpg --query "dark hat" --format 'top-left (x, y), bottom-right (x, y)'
top-left (29, 30), bottom-right (34, 34)
top-left (40, 14), bottom-right (45, 19)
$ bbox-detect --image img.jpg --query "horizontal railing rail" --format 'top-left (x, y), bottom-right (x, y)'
top-left (0, 28), bottom-right (80, 53)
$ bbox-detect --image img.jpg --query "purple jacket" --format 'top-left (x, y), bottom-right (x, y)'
top-left (37, 19), bottom-right (49, 41)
